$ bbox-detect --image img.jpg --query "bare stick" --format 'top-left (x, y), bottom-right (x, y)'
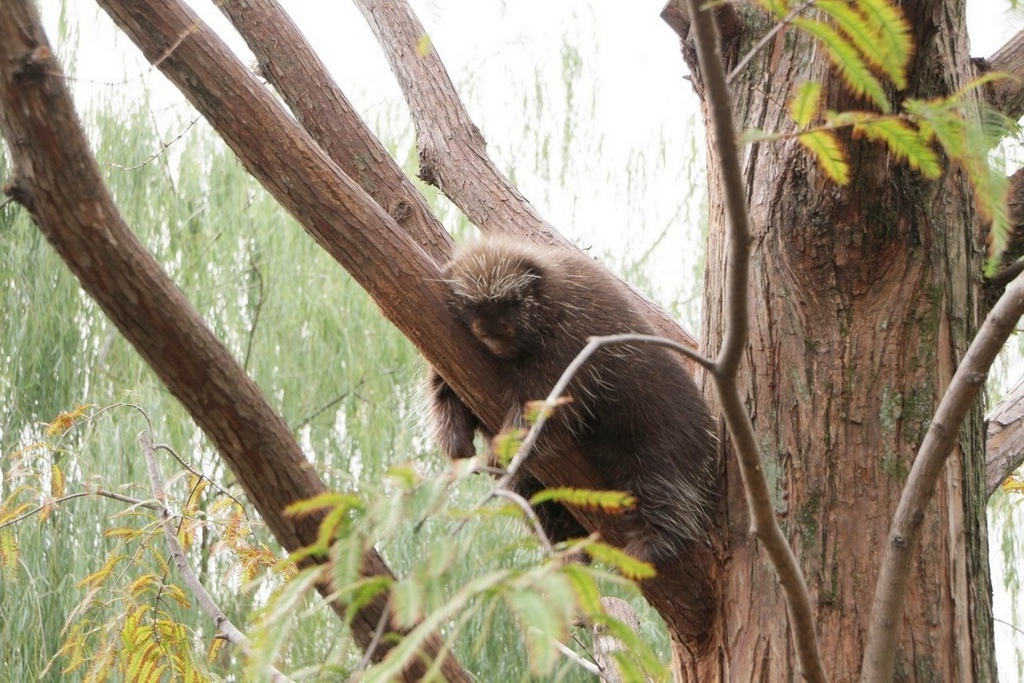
top-left (501, 335), bottom-right (713, 487)
top-left (139, 430), bottom-right (293, 683)
top-left (861, 272), bottom-right (1024, 682)
top-left (492, 488), bottom-right (555, 554)
top-left (0, 490), bottom-right (157, 530)
top-left (682, 0), bottom-right (828, 679)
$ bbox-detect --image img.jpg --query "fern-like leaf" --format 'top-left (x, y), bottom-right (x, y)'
top-left (853, 118), bottom-right (942, 178)
top-left (817, 0), bottom-right (907, 89)
top-left (529, 487), bottom-right (636, 514)
top-left (0, 529), bottom-right (19, 582)
top-left (857, 0), bottom-right (914, 76)
top-left (794, 16), bottom-right (890, 111)
top-left (798, 130), bottom-right (851, 184)
top-left (788, 81), bottom-right (822, 128)
top-left (584, 542), bottom-right (657, 580)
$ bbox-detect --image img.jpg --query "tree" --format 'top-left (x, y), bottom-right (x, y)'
top-left (1, 0), bottom-right (1022, 680)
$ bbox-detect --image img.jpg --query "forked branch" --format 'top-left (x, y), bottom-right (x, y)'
top-left (681, 0), bottom-right (828, 680)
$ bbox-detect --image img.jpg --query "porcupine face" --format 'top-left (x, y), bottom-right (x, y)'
top-left (446, 246), bottom-right (546, 360)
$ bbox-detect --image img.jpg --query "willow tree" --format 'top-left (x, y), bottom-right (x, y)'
top-left (2, 0), bottom-right (1023, 681)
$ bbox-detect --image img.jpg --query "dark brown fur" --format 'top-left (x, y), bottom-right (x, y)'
top-left (427, 238), bottom-right (719, 562)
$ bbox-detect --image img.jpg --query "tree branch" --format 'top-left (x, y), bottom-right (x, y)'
top-left (212, 0), bottom-right (453, 265)
top-left (0, 3), bottom-right (468, 679)
top-left (861, 272), bottom-right (1024, 682)
top-left (986, 372), bottom-right (1024, 496)
top-left (349, 0), bottom-right (703, 353)
top-left (979, 29), bottom-right (1024, 120)
top-left (679, 0), bottom-right (828, 680)
top-left (87, 0), bottom-right (718, 648)
top-left (350, 0), bottom-right (555, 241)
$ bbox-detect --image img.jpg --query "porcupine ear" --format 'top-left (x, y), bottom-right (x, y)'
top-left (506, 244), bottom-right (550, 300)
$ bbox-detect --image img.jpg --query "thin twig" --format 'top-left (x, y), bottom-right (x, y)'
top-left (536, 628), bottom-right (602, 676)
top-left (153, 441), bottom-right (245, 507)
top-left (995, 616), bottom-right (1024, 638)
top-left (139, 430), bottom-right (293, 683)
top-left (243, 250), bottom-right (265, 372)
top-left (0, 490), bottom-right (157, 530)
top-left (455, 333), bottom-right (711, 540)
top-left (357, 594), bottom-right (394, 672)
top-left (684, 0), bottom-right (829, 680)
top-left (492, 488), bottom-right (554, 554)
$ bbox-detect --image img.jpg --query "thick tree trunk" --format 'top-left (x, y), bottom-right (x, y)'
top-left (670, 1), bottom-right (996, 680)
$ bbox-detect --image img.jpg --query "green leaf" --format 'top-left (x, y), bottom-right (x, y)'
top-left (797, 130), bottom-right (851, 184)
top-left (248, 564), bottom-right (323, 677)
top-left (794, 17), bottom-right (890, 112)
top-left (818, 0), bottom-right (911, 89)
top-left (285, 492), bottom-right (362, 517)
top-left (584, 541), bottom-right (657, 580)
top-left (788, 82), bottom-right (822, 128)
top-left (363, 571), bottom-right (509, 683)
top-left (506, 588), bottom-right (567, 675)
top-left (391, 575), bottom-right (426, 629)
top-left (490, 428), bottom-right (525, 467)
top-left (329, 532), bottom-right (364, 590)
top-left (903, 96), bottom-right (1013, 268)
top-left (857, 0), bottom-right (914, 78)
top-left (562, 564), bottom-right (604, 615)
top-left (530, 486), bottom-right (636, 514)
top-left (853, 118), bottom-right (942, 179)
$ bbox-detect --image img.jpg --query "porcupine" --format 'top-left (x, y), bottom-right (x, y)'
top-left (426, 238), bottom-right (719, 562)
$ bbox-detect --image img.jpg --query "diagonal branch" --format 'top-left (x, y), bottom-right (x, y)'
top-left (0, 3), bottom-right (469, 679)
top-left (986, 373), bottom-right (1024, 496)
top-left (351, 0), bottom-right (555, 241)
top-left (212, 0), bottom-right (453, 265)
top-left (861, 272), bottom-right (1024, 682)
top-left (87, 0), bottom-right (718, 650)
top-left (348, 0), bottom-right (702, 351)
top-left (679, 0), bottom-right (828, 680)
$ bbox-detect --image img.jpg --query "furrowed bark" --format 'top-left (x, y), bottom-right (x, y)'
top-left (863, 274), bottom-right (1024, 679)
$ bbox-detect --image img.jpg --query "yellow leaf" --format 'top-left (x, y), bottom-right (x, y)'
top-left (51, 462), bottom-right (66, 498)
top-left (45, 404), bottom-right (91, 436)
top-left (788, 82), bottom-right (822, 128)
top-left (798, 130), bottom-right (851, 184)
top-left (416, 34), bottom-right (432, 57)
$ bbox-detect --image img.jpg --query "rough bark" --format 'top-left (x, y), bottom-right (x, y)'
top-left (666, 0), bottom-right (996, 680)
top-left (979, 29), bottom-right (1024, 120)
top-left (986, 374), bottom-right (1024, 495)
top-left (0, 3), bottom-right (470, 680)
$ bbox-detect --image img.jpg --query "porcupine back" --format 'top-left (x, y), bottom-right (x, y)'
top-left (436, 238), bottom-right (719, 561)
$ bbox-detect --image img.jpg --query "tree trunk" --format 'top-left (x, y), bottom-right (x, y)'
top-left (669, 1), bottom-right (996, 679)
